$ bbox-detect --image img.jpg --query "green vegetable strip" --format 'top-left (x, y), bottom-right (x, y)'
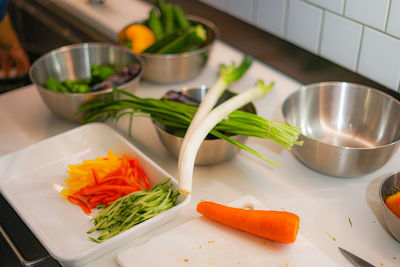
top-left (88, 178), bottom-right (178, 242)
top-left (144, 31), bottom-right (182, 53)
top-left (162, 3), bottom-right (175, 35)
top-left (155, 25), bottom-right (206, 54)
top-left (148, 8), bottom-right (164, 41)
top-left (173, 5), bottom-right (191, 29)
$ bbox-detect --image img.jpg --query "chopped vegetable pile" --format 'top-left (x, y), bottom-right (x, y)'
top-left (46, 64), bottom-right (116, 93)
top-left (196, 201), bottom-right (300, 244)
top-left (61, 151), bottom-right (151, 214)
top-left (45, 63), bottom-right (141, 93)
top-left (123, 0), bottom-right (207, 54)
top-left (88, 178), bottom-right (179, 242)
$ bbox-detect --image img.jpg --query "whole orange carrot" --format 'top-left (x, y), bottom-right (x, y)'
top-left (196, 201), bottom-right (300, 243)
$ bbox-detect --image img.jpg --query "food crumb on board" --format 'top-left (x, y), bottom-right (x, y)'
top-left (184, 259), bottom-right (189, 263)
top-left (208, 240), bottom-right (214, 244)
top-left (198, 245), bottom-right (202, 249)
top-left (325, 232), bottom-right (336, 241)
top-left (380, 263), bottom-right (383, 266)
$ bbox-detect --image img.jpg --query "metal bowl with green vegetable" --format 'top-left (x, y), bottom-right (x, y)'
top-left (30, 43), bottom-right (143, 123)
top-left (118, 0), bottom-right (218, 84)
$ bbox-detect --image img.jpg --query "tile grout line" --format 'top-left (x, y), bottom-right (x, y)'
top-left (317, 9), bottom-right (325, 55)
top-left (283, 0), bottom-right (290, 38)
top-left (385, 0), bottom-right (392, 32)
top-left (355, 25), bottom-right (365, 73)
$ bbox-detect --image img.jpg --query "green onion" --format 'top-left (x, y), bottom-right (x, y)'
top-left (87, 178), bottom-right (178, 242)
top-left (77, 88), bottom-right (301, 165)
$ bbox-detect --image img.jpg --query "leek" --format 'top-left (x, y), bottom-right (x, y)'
top-left (178, 56), bottom-right (252, 171)
top-left (77, 88), bottom-right (301, 162)
top-left (178, 80), bottom-right (274, 195)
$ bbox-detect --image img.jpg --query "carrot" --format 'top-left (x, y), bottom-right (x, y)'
top-left (196, 201), bottom-right (300, 244)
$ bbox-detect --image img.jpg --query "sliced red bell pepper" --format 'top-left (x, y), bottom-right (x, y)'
top-left (67, 195), bottom-right (92, 215)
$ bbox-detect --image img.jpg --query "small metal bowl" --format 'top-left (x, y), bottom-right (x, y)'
top-left (154, 86), bottom-right (256, 166)
top-left (379, 171), bottom-right (400, 242)
top-left (118, 16), bottom-right (218, 84)
top-left (30, 43), bottom-right (143, 123)
top-left (282, 82), bottom-right (400, 177)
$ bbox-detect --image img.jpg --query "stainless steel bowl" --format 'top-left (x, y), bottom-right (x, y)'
top-left (118, 16), bottom-right (218, 84)
top-left (30, 43), bottom-right (143, 122)
top-left (379, 171), bottom-right (400, 242)
top-left (154, 86), bottom-right (256, 166)
top-left (282, 82), bottom-right (400, 177)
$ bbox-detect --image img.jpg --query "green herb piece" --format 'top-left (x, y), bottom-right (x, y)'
top-left (348, 217), bottom-right (352, 228)
top-left (326, 232), bottom-right (336, 241)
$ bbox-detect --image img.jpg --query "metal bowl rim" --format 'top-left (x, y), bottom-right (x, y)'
top-left (379, 170), bottom-right (400, 222)
top-left (29, 42), bottom-right (144, 96)
top-left (282, 81), bottom-right (400, 151)
top-left (119, 15), bottom-right (219, 58)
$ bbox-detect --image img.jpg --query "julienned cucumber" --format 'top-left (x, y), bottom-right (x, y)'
top-left (155, 25), bottom-right (207, 54)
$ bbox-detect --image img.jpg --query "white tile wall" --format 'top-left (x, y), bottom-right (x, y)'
top-left (225, 0), bottom-right (255, 24)
top-left (286, 0), bottom-right (323, 53)
top-left (199, 0), bottom-right (400, 92)
top-left (344, 0), bottom-right (390, 31)
top-left (387, 0), bottom-right (400, 38)
top-left (320, 11), bottom-right (362, 71)
top-left (255, 0), bottom-right (286, 38)
top-left (358, 27), bottom-right (400, 90)
top-left (307, 0), bottom-right (344, 14)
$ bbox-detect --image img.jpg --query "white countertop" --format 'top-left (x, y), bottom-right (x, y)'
top-left (1, 0), bottom-right (400, 266)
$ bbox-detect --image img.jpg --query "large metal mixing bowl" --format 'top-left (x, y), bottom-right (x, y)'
top-left (118, 16), bottom-right (218, 84)
top-left (282, 82), bottom-right (400, 177)
top-left (30, 43), bottom-right (143, 123)
top-left (154, 86), bottom-right (256, 166)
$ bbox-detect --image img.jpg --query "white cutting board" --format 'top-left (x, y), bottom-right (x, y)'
top-left (117, 195), bottom-right (339, 267)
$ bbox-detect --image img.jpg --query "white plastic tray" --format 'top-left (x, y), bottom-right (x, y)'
top-left (0, 123), bottom-right (190, 267)
top-left (117, 195), bottom-right (338, 267)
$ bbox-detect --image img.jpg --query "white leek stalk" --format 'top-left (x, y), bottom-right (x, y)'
top-left (178, 80), bottom-right (274, 195)
top-left (178, 57), bottom-right (252, 166)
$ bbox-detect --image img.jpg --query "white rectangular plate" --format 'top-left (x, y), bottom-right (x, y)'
top-left (0, 123), bottom-right (190, 267)
top-left (117, 195), bottom-right (338, 267)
